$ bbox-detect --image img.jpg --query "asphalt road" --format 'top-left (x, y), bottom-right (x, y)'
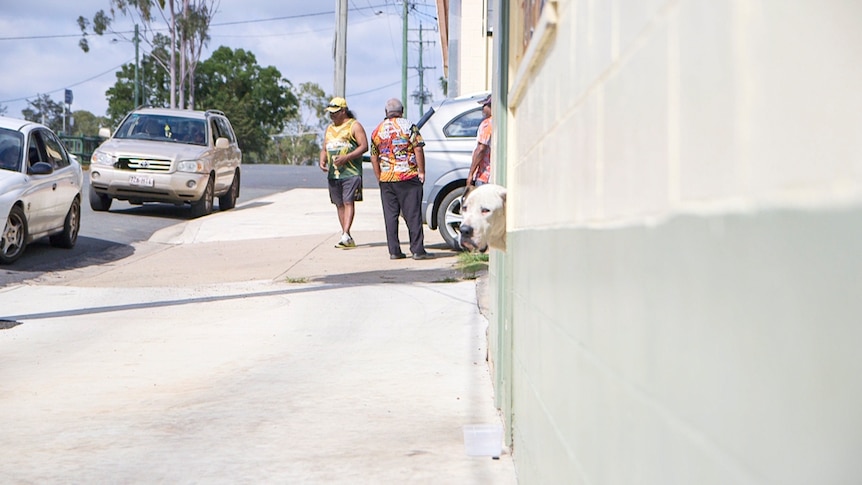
top-left (0, 164), bottom-right (375, 287)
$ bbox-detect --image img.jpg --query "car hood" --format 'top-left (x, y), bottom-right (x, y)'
top-left (96, 138), bottom-right (209, 160)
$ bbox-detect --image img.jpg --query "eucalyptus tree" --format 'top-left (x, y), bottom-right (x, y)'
top-left (78, 0), bottom-right (217, 110)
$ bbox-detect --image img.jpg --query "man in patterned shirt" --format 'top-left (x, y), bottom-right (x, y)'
top-left (467, 94), bottom-right (492, 188)
top-left (370, 98), bottom-right (433, 260)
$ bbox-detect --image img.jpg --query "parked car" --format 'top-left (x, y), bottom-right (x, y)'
top-left (89, 107), bottom-right (242, 218)
top-left (0, 116), bottom-right (84, 264)
top-left (417, 92), bottom-right (490, 250)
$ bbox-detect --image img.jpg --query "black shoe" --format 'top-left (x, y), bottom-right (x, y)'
top-left (390, 253), bottom-right (407, 260)
top-left (412, 253), bottom-right (434, 260)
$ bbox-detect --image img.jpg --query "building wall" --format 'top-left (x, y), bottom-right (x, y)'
top-left (453, 0), bottom-right (493, 95)
top-left (495, 0), bottom-right (862, 483)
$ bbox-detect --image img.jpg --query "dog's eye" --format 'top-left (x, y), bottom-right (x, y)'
top-left (481, 207), bottom-right (490, 214)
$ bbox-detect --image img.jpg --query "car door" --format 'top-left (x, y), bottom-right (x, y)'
top-left (39, 129), bottom-right (79, 229)
top-left (212, 117), bottom-right (239, 192)
top-left (21, 132), bottom-right (57, 234)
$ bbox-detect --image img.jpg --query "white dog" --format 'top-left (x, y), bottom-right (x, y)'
top-left (459, 184), bottom-right (507, 252)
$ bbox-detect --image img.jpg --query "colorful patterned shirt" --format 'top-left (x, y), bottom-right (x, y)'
top-left (324, 118), bottom-right (362, 179)
top-left (474, 116), bottom-right (492, 184)
top-left (370, 117), bottom-right (425, 182)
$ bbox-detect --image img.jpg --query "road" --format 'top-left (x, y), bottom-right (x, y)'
top-left (0, 164), bottom-right (378, 287)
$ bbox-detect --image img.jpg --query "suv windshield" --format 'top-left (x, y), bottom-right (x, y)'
top-left (115, 114), bottom-right (207, 146)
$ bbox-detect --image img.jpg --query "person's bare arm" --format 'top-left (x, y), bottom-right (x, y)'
top-left (467, 143), bottom-right (488, 186)
top-left (414, 145), bottom-right (426, 183)
top-left (319, 147), bottom-right (328, 172)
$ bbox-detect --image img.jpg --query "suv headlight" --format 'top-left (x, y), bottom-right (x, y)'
top-left (91, 150), bottom-right (115, 166)
top-left (177, 160), bottom-right (205, 173)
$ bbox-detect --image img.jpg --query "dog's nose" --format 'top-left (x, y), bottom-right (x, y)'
top-left (460, 224), bottom-right (473, 238)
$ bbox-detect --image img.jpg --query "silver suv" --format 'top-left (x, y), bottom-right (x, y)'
top-left (417, 92), bottom-right (489, 250)
top-left (89, 108), bottom-right (242, 217)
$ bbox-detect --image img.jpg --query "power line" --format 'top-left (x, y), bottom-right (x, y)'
top-left (0, 4), bottom-right (393, 41)
top-left (0, 61), bottom-right (130, 105)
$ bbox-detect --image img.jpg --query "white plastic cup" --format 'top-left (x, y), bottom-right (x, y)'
top-left (463, 424), bottom-right (504, 457)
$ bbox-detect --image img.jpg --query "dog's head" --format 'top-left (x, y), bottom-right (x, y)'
top-left (459, 184), bottom-right (507, 252)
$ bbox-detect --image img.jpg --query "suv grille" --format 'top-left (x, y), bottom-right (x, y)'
top-left (118, 157), bottom-right (172, 172)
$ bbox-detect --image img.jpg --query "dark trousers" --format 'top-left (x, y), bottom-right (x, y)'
top-left (380, 177), bottom-right (426, 256)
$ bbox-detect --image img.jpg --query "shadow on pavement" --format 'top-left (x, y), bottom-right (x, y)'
top-left (0, 237), bottom-right (135, 286)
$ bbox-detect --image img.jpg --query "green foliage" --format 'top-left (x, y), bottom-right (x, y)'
top-left (265, 82), bottom-right (330, 165)
top-left (69, 110), bottom-right (110, 137)
top-left (195, 47), bottom-right (298, 162)
top-left (21, 94), bottom-right (64, 133)
top-left (456, 251), bottom-right (489, 279)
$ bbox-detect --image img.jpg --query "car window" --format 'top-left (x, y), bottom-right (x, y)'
top-left (26, 135), bottom-right (45, 170)
top-left (443, 107), bottom-right (485, 138)
top-left (41, 130), bottom-right (70, 169)
top-left (213, 117), bottom-right (236, 143)
top-left (115, 114), bottom-right (205, 145)
top-left (0, 129), bottom-right (24, 172)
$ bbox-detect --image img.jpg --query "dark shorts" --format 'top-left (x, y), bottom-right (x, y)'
top-left (328, 175), bottom-right (363, 206)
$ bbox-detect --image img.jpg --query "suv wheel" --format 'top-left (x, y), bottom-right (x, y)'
top-left (190, 175), bottom-right (214, 218)
top-left (89, 188), bottom-right (113, 211)
top-left (218, 171), bottom-right (240, 210)
top-left (436, 186), bottom-right (467, 251)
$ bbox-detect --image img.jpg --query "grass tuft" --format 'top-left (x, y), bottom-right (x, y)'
top-left (456, 251), bottom-right (489, 279)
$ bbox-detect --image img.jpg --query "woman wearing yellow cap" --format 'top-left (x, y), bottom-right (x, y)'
top-left (319, 97), bottom-right (369, 248)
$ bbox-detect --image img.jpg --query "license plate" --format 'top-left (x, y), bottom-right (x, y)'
top-left (129, 175), bottom-right (154, 187)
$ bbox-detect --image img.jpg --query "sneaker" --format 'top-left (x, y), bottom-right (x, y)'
top-left (336, 237), bottom-right (356, 249)
top-left (390, 253), bottom-right (407, 260)
top-left (412, 252), bottom-right (434, 260)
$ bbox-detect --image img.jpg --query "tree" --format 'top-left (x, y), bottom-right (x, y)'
top-left (267, 82), bottom-right (330, 165)
top-left (21, 94), bottom-right (64, 133)
top-left (69, 110), bottom-right (110, 137)
top-left (195, 47), bottom-right (298, 162)
top-left (78, 0), bottom-right (216, 109)
top-left (105, 43), bottom-right (172, 125)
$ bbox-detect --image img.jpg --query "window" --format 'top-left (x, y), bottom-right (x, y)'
top-left (522, 0), bottom-right (547, 53)
top-left (42, 131), bottom-right (70, 168)
top-left (443, 108), bottom-right (485, 138)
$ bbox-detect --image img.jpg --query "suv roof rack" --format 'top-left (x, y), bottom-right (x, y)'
top-left (206, 109), bottom-right (226, 116)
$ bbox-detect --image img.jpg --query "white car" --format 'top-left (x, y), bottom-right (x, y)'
top-left (89, 108), bottom-right (242, 218)
top-left (417, 92), bottom-right (490, 250)
top-left (0, 116), bottom-right (84, 264)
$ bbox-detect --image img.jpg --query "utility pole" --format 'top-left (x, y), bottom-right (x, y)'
top-left (410, 24), bottom-right (435, 117)
top-left (334, 0), bottom-right (348, 97)
top-left (134, 24), bottom-right (140, 107)
top-left (402, 0), bottom-right (409, 118)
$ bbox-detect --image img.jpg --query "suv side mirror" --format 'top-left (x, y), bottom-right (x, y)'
top-left (98, 127), bottom-right (112, 139)
top-left (215, 137), bottom-right (229, 149)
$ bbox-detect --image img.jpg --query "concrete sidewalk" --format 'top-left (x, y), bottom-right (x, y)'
top-left (0, 189), bottom-right (516, 484)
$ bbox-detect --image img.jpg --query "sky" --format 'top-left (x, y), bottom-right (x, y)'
top-left (0, 0), bottom-right (445, 134)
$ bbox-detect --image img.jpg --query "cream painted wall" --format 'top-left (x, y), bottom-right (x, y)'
top-left (498, 0), bottom-right (862, 483)
top-left (457, 0), bottom-right (493, 94)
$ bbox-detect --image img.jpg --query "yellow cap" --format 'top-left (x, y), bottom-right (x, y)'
top-left (326, 97), bottom-right (348, 112)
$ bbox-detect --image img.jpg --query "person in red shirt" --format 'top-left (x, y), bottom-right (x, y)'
top-left (370, 98), bottom-right (433, 260)
top-left (467, 95), bottom-right (492, 188)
